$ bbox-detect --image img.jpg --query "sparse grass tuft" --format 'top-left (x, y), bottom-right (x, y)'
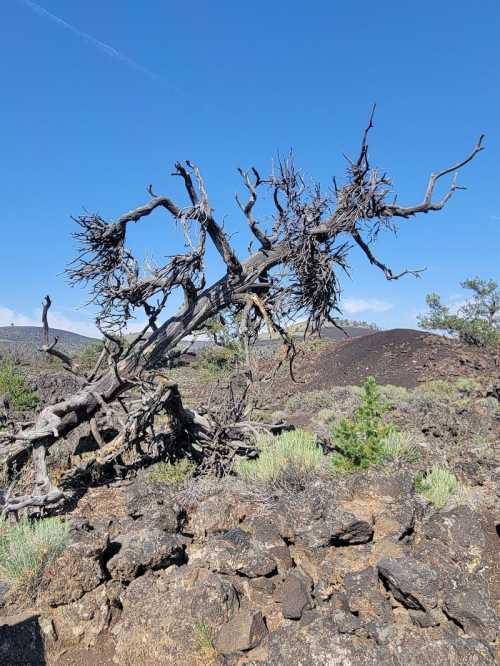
top-left (0, 516), bottom-right (69, 594)
top-left (147, 459), bottom-right (196, 486)
top-left (380, 431), bottom-right (420, 463)
top-left (415, 466), bottom-right (462, 508)
top-left (234, 429), bottom-right (324, 490)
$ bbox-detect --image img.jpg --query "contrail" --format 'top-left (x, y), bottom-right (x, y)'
top-left (19, 0), bottom-right (161, 81)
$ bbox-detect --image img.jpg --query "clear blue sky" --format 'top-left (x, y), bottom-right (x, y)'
top-left (1, 0), bottom-right (499, 336)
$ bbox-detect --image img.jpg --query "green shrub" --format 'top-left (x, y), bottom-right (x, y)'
top-left (192, 343), bottom-right (242, 377)
top-left (415, 466), bottom-right (461, 508)
top-left (0, 358), bottom-right (38, 411)
top-left (234, 429), bottom-right (324, 490)
top-left (77, 341), bottom-right (104, 372)
top-left (413, 380), bottom-right (457, 402)
top-left (0, 516), bottom-right (69, 593)
top-left (379, 384), bottom-right (410, 405)
top-left (147, 458), bottom-right (196, 486)
top-left (330, 377), bottom-right (395, 471)
top-left (455, 377), bottom-right (481, 396)
top-left (380, 431), bottom-right (420, 463)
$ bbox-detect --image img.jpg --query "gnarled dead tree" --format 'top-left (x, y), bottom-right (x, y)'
top-left (0, 111), bottom-right (484, 513)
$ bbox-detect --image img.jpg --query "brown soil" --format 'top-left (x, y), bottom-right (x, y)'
top-left (302, 328), bottom-right (498, 390)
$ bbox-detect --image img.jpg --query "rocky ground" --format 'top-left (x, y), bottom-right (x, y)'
top-left (0, 330), bottom-right (498, 665)
top-left (1, 465), bottom-right (498, 665)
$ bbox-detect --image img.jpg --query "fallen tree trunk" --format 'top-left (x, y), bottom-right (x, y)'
top-left (0, 116), bottom-right (484, 513)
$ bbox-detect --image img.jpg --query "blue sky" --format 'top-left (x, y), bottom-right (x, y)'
top-left (0, 0), bottom-right (499, 336)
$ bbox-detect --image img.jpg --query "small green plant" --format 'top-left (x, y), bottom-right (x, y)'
top-left (330, 376), bottom-right (395, 471)
top-left (234, 429), bottom-right (324, 490)
top-left (455, 377), bottom-right (481, 396)
top-left (380, 431), bottom-right (420, 463)
top-left (0, 516), bottom-right (69, 594)
top-left (195, 621), bottom-right (215, 655)
top-left (0, 358), bottom-right (38, 411)
top-left (415, 466), bottom-right (461, 508)
top-left (147, 458), bottom-right (196, 486)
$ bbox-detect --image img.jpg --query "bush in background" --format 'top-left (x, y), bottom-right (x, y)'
top-left (0, 358), bottom-right (38, 411)
top-left (77, 341), bottom-right (104, 372)
top-left (192, 343), bottom-right (242, 377)
top-left (418, 278), bottom-right (500, 348)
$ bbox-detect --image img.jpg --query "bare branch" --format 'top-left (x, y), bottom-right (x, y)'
top-left (383, 134), bottom-right (485, 218)
top-left (236, 168), bottom-right (272, 250)
top-left (39, 295), bottom-right (81, 375)
top-left (353, 232), bottom-right (425, 280)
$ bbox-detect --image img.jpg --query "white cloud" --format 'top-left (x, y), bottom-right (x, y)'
top-left (0, 306), bottom-right (98, 338)
top-left (343, 298), bottom-right (393, 314)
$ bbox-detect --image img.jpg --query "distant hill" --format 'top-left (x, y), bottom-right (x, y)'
top-left (0, 326), bottom-right (100, 364)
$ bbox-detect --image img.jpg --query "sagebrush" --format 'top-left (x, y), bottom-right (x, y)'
top-left (0, 516), bottom-right (69, 593)
top-left (234, 429), bottom-right (324, 490)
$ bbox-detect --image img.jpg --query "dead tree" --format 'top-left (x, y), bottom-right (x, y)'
top-left (0, 111), bottom-right (484, 513)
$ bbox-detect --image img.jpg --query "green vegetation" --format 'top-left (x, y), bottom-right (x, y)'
top-left (418, 277), bottom-right (500, 348)
top-left (234, 429), bottom-right (324, 490)
top-left (286, 386), bottom-right (361, 413)
top-left (0, 358), bottom-right (38, 411)
top-left (380, 431), bottom-right (420, 463)
top-left (77, 341), bottom-right (104, 372)
top-left (195, 621), bottom-right (215, 656)
top-left (415, 466), bottom-right (462, 508)
top-left (330, 377), bottom-right (395, 471)
top-left (191, 343), bottom-right (242, 377)
top-left (0, 516), bottom-right (69, 594)
top-left (147, 458), bottom-right (196, 486)
top-left (413, 380), bottom-right (458, 402)
top-left (455, 377), bottom-right (481, 396)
